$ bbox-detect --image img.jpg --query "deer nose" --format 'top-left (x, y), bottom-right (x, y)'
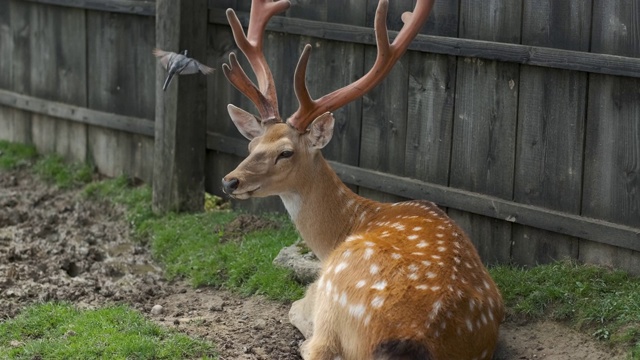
top-left (222, 177), bottom-right (240, 194)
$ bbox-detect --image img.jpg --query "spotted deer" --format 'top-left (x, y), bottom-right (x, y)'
top-left (220, 0), bottom-right (504, 358)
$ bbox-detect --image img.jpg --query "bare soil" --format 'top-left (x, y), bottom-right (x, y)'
top-left (0, 167), bottom-right (627, 359)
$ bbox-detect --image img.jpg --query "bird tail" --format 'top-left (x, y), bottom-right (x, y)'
top-left (162, 73), bottom-right (174, 91)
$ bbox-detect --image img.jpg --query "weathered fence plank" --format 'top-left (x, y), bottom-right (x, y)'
top-left (404, 1), bottom-right (458, 188)
top-left (87, 9), bottom-right (155, 182)
top-left (0, 1), bottom-right (32, 144)
top-left (449, 0), bottom-right (522, 264)
top-left (153, 0), bottom-right (208, 213)
top-left (22, 0), bottom-right (156, 16)
top-left (404, 52), bottom-right (456, 187)
top-left (511, 0), bottom-right (592, 266)
top-left (28, 3), bottom-right (87, 162)
top-left (580, 2), bottom-right (640, 273)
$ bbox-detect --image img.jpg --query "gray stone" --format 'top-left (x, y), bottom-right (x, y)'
top-left (273, 240), bottom-right (320, 284)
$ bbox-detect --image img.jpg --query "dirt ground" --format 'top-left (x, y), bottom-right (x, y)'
top-left (0, 167), bottom-right (627, 360)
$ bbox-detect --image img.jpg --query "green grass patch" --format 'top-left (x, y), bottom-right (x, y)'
top-left (0, 302), bottom-right (216, 360)
top-left (0, 140), bottom-right (37, 169)
top-left (33, 154), bottom-right (94, 188)
top-left (0, 140), bottom-right (93, 188)
top-left (84, 177), bottom-right (304, 301)
top-left (150, 212), bottom-right (304, 300)
top-left (491, 261), bottom-right (640, 356)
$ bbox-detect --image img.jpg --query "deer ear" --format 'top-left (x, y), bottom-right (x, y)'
top-left (307, 112), bottom-right (334, 149)
top-left (227, 104), bottom-right (264, 140)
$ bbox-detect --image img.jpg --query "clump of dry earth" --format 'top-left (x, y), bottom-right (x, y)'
top-left (0, 167), bottom-right (626, 359)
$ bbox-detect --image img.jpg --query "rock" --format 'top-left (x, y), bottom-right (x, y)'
top-left (151, 304), bottom-right (164, 315)
top-left (273, 240), bottom-right (320, 284)
top-left (207, 296), bottom-right (225, 312)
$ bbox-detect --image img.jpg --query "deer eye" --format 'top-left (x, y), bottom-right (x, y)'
top-left (276, 150), bottom-right (294, 163)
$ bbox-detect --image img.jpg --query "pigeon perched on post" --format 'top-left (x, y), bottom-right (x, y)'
top-left (153, 48), bottom-right (215, 91)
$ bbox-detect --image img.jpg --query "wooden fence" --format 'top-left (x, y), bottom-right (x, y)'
top-left (0, 0), bottom-right (639, 274)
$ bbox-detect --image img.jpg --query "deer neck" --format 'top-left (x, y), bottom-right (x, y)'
top-left (279, 155), bottom-right (374, 262)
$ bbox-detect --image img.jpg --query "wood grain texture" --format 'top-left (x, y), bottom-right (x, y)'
top-left (27, 3), bottom-right (87, 161)
top-left (22, 0), bottom-right (156, 16)
top-left (87, 9), bottom-right (155, 183)
top-left (581, 1), bottom-right (640, 274)
top-left (404, 52), bottom-right (456, 186)
top-left (153, 0), bottom-right (208, 213)
top-left (0, 89), bottom-right (154, 136)
top-left (512, 0), bottom-right (592, 266)
top-left (449, 0), bottom-right (522, 263)
top-left (0, 1), bottom-right (32, 143)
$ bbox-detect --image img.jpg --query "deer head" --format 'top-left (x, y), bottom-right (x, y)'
top-left (221, 0), bottom-right (435, 200)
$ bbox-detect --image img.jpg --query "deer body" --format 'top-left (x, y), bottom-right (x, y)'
top-left (220, 1), bottom-right (504, 358)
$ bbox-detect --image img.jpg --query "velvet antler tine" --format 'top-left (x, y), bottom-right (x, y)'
top-left (287, 0), bottom-right (435, 133)
top-left (224, 1), bottom-right (291, 122)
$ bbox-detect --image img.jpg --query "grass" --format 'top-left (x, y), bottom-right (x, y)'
top-left (0, 140), bottom-right (93, 188)
top-left (491, 261), bottom-right (640, 357)
top-left (0, 140), bottom-right (37, 169)
top-left (0, 302), bottom-right (216, 360)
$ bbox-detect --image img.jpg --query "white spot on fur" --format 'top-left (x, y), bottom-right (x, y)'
top-left (370, 264), bottom-right (379, 275)
top-left (412, 252), bottom-right (425, 256)
top-left (339, 292), bottom-right (348, 307)
top-left (365, 241), bottom-right (375, 247)
top-left (342, 250), bottom-right (352, 258)
top-left (430, 300), bottom-right (442, 319)
top-left (436, 233), bottom-right (445, 238)
top-left (371, 296), bottom-right (385, 308)
top-left (326, 280), bottom-right (332, 293)
top-left (355, 280), bottom-right (366, 288)
top-left (349, 304), bottom-right (366, 318)
top-left (371, 280), bottom-right (387, 290)
top-left (422, 260), bottom-right (432, 267)
top-left (416, 241), bottom-right (428, 248)
top-left (426, 272), bottom-right (436, 279)
top-left (413, 226), bottom-right (423, 231)
top-left (334, 262), bottom-right (348, 274)
top-left (438, 246), bottom-right (447, 252)
top-left (391, 253), bottom-right (401, 260)
top-left (466, 318), bottom-right (473, 331)
top-left (416, 285), bottom-right (428, 290)
top-left (431, 255), bottom-right (441, 260)
top-left (431, 285), bottom-right (441, 291)
top-left (407, 234), bottom-right (419, 241)
top-left (364, 248), bottom-right (374, 260)
top-left (346, 235), bottom-right (363, 242)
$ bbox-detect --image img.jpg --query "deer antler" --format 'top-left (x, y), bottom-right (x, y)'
top-left (222, 0), bottom-right (290, 123)
top-left (287, 0), bottom-right (435, 132)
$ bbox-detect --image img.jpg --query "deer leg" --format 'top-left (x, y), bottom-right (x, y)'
top-left (300, 335), bottom-right (339, 360)
top-left (289, 280), bottom-right (318, 339)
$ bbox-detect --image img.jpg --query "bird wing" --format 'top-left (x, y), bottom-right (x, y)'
top-left (153, 48), bottom-right (175, 70)
top-left (179, 59), bottom-right (215, 75)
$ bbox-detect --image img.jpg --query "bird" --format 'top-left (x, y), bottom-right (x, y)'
top-left (153, 48), bottom-right (215, 91)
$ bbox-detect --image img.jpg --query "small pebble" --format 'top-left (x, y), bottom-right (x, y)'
top-left (151, 304), bottom-right (164, 315)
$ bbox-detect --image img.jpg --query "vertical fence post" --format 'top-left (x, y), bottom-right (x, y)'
top-left (153, 0), bottom-right (207, 214)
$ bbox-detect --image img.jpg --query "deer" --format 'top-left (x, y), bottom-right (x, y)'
top-left (220, 0), bottom-right (504, 359)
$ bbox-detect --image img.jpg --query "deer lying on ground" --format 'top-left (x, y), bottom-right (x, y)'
top-left (220, 0), bottom-right (504, 358)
